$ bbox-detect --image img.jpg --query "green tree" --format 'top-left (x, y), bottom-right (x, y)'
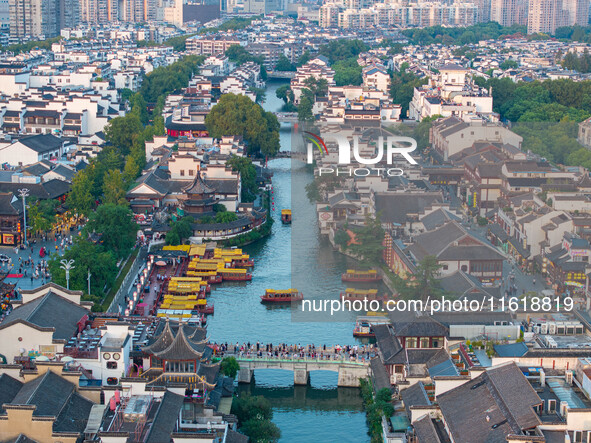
top-left (166, 216), bottom-right (194, 245)
top-left (275, 54), bottom-right (296, 71)
top-left (104, 114), bottom-right (143, 156)
top-left (129, 93), bottom-right (149, 125)
top-left (318, 39), bottom-right (368, 64)
top-left (226, 155), bottom-right (258, 202)
top-left (333, 58), bottom-right (363, 86)
top-left (347, 214), bottom-right (384, 267)
top-left (27, 200), bottom-right (57, 234)
top-left (298, 95), bottom-right (314, 122)
top-left (276, 84), bottom-right (294, 104)
top-left (68, 167), bottom-right (95, 215)
top-left (123, 155), bottom-right (141, 187)
top-left (220, 357), bottom-right (240, 378)
top-left (84, 204), bottom-right (138, 259)
top-left (241, 419), bottom-right (281, 443)
top-left (401, 255), bottom-right (444, 302)
top-left (205, 94), bottom-right (280, 157)
top-left (215, 211), bottom-right (238, 223)
top-left (231, 394), bottom-right (273, 423)
top-left (500, 59), bottom-right (518, 69)
top-left (390, 65), bottom-right (429, 116)
top-left (102, 169), bottom-right (128, 205)
top-left (48, 238), bottom-right (117, 302)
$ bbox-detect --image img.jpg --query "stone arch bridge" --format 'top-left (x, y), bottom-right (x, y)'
top-left (235, 356), bottom-right (370, 387)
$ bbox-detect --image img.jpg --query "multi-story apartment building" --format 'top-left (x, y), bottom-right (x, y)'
top-left (527, 0), bottom-right (589, 33)
top-left (490, 0), bottom-right (528, 26)
top-left (80, 0), bottom-right (118, 23)
top-left (186, 37), bottom-right (244, 56)
top-left (9, 0), bottom-right (78, 41)
top-left (324, 2), bottom-right (478, 29)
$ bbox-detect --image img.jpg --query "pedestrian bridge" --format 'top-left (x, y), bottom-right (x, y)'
top-left (235, 356), bottom-right (370, 387)
top-left (275, 112), bottom-right (298, 123)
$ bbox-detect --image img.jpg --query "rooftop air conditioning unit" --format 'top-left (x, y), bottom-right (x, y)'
top-left (541, 323), bottom-right (548, 335)
top-left (548, 322), bottom-right (557, 335)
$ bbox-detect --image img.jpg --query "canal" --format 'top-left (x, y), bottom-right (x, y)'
top-left (206, 80), bottom-right (371, 442)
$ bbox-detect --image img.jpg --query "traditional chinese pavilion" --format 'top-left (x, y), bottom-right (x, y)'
top-left (181, 172), bottom-right (215, 216)
top-left (142, 320), bottom-right (219, 392)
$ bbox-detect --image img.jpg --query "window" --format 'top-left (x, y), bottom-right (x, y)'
top-left (406, 338), bottom-right (417, 348)
top-left (180, 170), bottom-right (185, 176)
top-left (420, 338), bottom-right (430, 348)
top-left (547, 399), bottom-right (556, 413)
top-left (432, 338), bottom-right (440, 348)
top-left (107, 361), bottom-right (118, 369)
top-left (442, 264), bottom-right (448, 270)
top-left (189, 170), bottom-right (195, 176)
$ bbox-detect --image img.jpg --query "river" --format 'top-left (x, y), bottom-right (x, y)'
top-left (206, 80), bottom-right (371, 442)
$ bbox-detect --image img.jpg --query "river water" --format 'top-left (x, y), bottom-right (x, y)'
top-left (206, 80), bottom-right (370, 442)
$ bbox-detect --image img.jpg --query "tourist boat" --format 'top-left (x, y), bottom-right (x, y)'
top-left (260, 289), bottom-right (303, 303)
top-left (186, 271), bottom-right (223, 284)
top-left (193, 304), bottom-right (214, 315)
top-left (281, 209), bottom-right (292, 224)
top-left (353, 320), bottom-right (374, 338)
top-left (340, 288), bottom-right (389, 302)
top-left (230, 258), bottom-right (255, 268)
top-left (341, 269), bottom-right (382, 283)
top-left (219, 268), bottom-right (252, 281)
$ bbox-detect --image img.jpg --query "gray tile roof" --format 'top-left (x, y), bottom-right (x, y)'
top-left (413, 415), bottom-right (443, 442)
top-left (437, 362), bottom-right (541, 443)
top-left (144, 391), bottom-right (185, 443)
top-left (401, 381), bottom-right (430, 417)
top-left (17, 134), bottom-right (62, 153)
top-left (0, 291), bottom-right (89, 340)
top-left (393, 317), bottom-right (449, 338)
top-left (0, 374), bottom-right (23, 411)
top-left (374, 192), bottom-right (443, 225)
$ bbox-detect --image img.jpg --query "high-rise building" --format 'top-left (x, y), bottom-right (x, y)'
top-left (80, 0), bottom-right (118, 23)
top-left (0, 0), bottom-right (10, 33)
top-left (490, 0), bottom-right (528, 26)
top-left (59, 0), bottom-right (80, 28)
top-left (320, 3), bottom-right (340, 27)
top-left (527, 0), bottom-right (562, 33)
top-left (9, 0), bottom-right (60, 41)
top-left (562, 0), bottom-right (588, 26)
top-left (473, 0), bottom-right (491, 22)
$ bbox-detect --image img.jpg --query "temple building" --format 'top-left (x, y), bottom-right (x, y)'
top-left (141, 321), bottom-right (220, 393)
top-left (180, 172), bottom-right (215, 217)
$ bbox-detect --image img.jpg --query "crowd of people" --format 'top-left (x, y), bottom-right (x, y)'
top-left (211, 342), bottom-right (377, 362)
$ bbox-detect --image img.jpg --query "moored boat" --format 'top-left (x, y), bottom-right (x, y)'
top-left (281, 209), bottom-right (292, 224)
top-left (341, 269), bottom-right (382, 282)
top-left (219, 268), bottom-right (253, 281)
top-left (353, 321), bottom-right (374, 338)
top-left (340, 288), bottom-right (389, 302)
top-left (261, 288), bottom-right (303, 303)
